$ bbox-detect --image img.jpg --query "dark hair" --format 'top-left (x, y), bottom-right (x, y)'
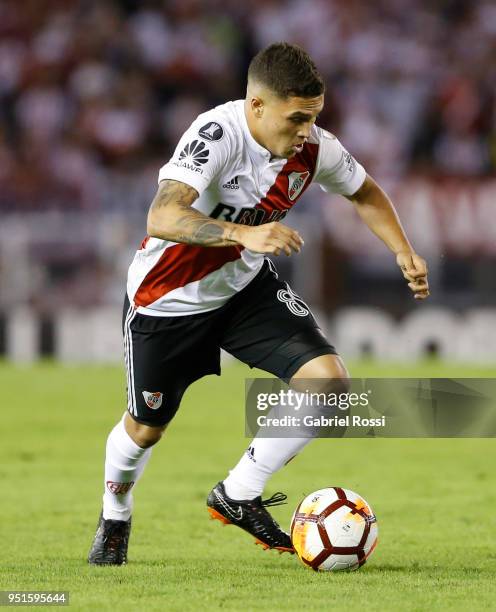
top-left (247, 42), bottom-right (324, 98)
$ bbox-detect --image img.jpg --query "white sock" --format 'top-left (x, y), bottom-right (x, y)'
top-left (223, 436), bottom-right (313, 500)
top-left (102, 415), bottom-right (152, 520)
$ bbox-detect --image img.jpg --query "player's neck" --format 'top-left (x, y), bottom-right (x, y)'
top-left (243, 100), bottom-right (272, 157)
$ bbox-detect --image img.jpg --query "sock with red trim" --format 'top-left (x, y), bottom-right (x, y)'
top-left (102, 415), bottom-right (152, 521)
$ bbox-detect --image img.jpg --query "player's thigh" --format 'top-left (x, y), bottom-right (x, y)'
top-left (123, 297), bottom-right (221, 427)
top-left (220, 261), bottom-right (337, 382)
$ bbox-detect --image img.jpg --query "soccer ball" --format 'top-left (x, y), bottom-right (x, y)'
top-left (290, 487), bottom-right (378, 571)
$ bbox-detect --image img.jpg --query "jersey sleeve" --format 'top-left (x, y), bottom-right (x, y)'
top-left (157, 118), bottom-right (231, 196)
top-left (313, 127), bottom-right (366, 196)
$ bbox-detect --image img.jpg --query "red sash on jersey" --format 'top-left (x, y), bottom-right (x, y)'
top-left (134, 143), bottom-right (318, 308)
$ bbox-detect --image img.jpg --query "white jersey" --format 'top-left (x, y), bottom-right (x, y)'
top-left (127, 99), bottom-right (366, 316)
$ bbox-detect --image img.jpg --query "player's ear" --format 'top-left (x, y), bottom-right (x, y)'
top-left (251, 96), bottom-right (264, 118)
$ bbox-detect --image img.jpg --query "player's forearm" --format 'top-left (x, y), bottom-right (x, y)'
top-left (147, 180), bottom-right (241, 247)
top-left (148, 202), bottom-right (241, 246)
top-left (349, 176), bottom-right (413, 255)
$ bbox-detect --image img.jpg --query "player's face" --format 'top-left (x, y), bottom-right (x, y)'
top-left (261, 94), bottom-right (324, 158)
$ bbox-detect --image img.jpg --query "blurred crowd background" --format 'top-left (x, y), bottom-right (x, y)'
top-left (0, 0), bottom-right (495, 357)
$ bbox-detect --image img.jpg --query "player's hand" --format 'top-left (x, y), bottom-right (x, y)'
top-left (234, 222), bottom-right (304, 256)
top-left (396, 251), bottom-right (430, 300)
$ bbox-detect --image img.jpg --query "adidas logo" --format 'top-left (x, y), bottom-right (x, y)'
top-left (222, 176), bottom-right (240, 190)
top-left (245, 445), bottom-right (256, 462)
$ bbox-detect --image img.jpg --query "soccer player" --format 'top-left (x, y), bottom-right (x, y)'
top-left (88, 43), bottom-right (429, 564)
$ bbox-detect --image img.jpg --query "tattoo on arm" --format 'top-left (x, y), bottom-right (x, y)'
top-left (149, 180), bottom-right (238, 246)
top-left (153, 180), bottom-right (198, 210)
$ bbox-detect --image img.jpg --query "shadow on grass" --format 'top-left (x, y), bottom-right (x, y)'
top-left (363, 563), bottom-right (493, 576)
top-left (79, 558), bottom-right (494, 579)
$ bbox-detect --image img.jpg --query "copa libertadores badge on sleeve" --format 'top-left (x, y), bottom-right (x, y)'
top-left (198, 122), bottom-right (224, 142)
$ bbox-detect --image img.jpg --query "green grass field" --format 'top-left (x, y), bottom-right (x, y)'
top-left (1, 360), bottom-right (496, 611)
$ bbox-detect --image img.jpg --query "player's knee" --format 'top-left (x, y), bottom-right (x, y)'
top-left (291, 354), bottom-right (350, 395)
top-left (124, 413), bottom-right (167, 448)
top-left (290, 361), bottom-right (350, 418)
top-left (132, 426), bottom-right (165, 448)
top-left (301, 375), bottom-right (351, 397)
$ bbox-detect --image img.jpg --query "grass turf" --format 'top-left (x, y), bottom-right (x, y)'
top-left (1, 360), bottom-right (495, 611)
